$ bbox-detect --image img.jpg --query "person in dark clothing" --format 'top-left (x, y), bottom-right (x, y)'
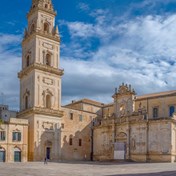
top-left (44, 157), bottom-right (47, 164)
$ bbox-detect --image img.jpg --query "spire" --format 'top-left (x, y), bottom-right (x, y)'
top-left (55, 25), bottom-right (59, 36)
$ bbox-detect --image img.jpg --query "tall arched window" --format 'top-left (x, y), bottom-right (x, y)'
top-left (153, 107), bottom-right (158, 119)
top-left (46, 95), bottom-right (51, 108)
top-left (44, 23), bottom-right (49, 33)
top-left (45, 4), bottom-right (48, 9)
top-left (46, 53), bottom-right (51, 66)
top-left (26, 55), bottom-right (30, 67)
top-left (169, 106), bottom-right (175, 117)
top-left (25, 96), bottom-right (29, 109)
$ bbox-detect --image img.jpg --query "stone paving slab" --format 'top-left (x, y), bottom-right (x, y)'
top-left (0, 162), bottom-right (176, 176)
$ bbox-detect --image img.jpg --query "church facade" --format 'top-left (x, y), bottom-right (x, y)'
top-left (0, 0), bottom-right (176, 163)
top-left (93, 84), bottom-right (176, 162)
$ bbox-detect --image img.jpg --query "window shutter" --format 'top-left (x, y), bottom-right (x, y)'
top-left (18, 133), bottom-right (21, 141)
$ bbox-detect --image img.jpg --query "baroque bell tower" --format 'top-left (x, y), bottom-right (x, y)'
top-left (18, 0), bottom-right (64, 161)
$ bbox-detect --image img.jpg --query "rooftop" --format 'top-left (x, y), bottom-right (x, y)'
top-left (64, 98), bottom-right (104, 107)
top-left (136, 90), bottom-right (176, 100)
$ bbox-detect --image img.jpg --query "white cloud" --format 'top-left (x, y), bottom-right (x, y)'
top-left (77, 2), bottom-right (90, 12)
top-left (2, 5), bottom-right (176, 108)
top-left (61, 12), bottom-right (176, 105)
top-left (0, 33), bottom-right (21, 110)
top-left (65, 22), bottom-right (95, 38)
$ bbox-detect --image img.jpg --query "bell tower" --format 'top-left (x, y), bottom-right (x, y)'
top-left (18, 0), bottom-right (64, 161)
top-left (19, 0), bottom-right (63, 110)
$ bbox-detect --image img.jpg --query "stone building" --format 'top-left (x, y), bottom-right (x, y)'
top-left (1, 0), bottom-right (176, 163)
top-left (61, 99), bottom-right (102, 160)
top-left (0, 118), bottom-right (28, 162)
top-left (0, 105), bottom-right (17, 122)
top-left (17, 0), bottom-right (63, 161)
top-left (93, 84), bottom-right (176, 162)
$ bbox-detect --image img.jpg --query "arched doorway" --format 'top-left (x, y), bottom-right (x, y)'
top-left (14, 147), bottom-right (21, 162)
top-left (114, 132), bottom-right (127, 160)
top-left (0, 147), bottom-right (5, 162)
top-left (45, 140), bottom-right (52, 160)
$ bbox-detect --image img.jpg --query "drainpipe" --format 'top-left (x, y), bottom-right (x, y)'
top-left (146, 98), bottom-right (149, 162)
top-left (90, 124), bottom-right (94, 161)
top-left (6, 122), bottom-right (9, 162)
top-left (128, 122), bottom-right (131, 161)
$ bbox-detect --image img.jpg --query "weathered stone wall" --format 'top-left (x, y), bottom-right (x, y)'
top-left (93, 116), bottom-right (174, 162)
top-left (61, 107), bottom-right (96, 161)
top-left (93, 124), bottom-right (113, 161)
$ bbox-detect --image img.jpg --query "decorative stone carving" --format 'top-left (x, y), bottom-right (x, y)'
top-left (45, 140), bottom-right (52, 146)
top-left (43, 77), bottom-right (54, 85)
top-left (42, 122), bottom-right (54, 130)
top-left (117, 132), bottom-right (127, 138)
top-left (42, 89), bottom-right (53, 96)
top-left (18, 63), bottom-right (64, 79)
top-left (42, 42), bottom-right (53, 50)
top-left (23, 89), bottom-right (30, 98)
top-left (113, 83), bottom-right (136, 99)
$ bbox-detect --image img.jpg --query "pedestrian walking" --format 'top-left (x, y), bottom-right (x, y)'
top-left (44, 157), bottom-right (48, 164)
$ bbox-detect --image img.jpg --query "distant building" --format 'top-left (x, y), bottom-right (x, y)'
top-left (0, 105), bottom-right (17, 122)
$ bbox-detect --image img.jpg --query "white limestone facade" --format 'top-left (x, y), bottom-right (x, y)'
top-left (18, 0), bottom-right (64, 161)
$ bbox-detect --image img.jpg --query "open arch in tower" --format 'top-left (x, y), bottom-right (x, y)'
top-left (46, 53), bottom-right (51, 66)
top-left (44, 22), bottom-right (49, 33)
top-left (25, 96), bottom-right (29, 109)
top-left (26, 55), bottom-right (30, 67)
top-left (23, 89), bottom-right (30, 110)
top-left (43, 89), bottom-right (53, 109)
top-left (45, 4), bottom-right (48, 9)
top-left (46, 94), bottom-right (51, 108)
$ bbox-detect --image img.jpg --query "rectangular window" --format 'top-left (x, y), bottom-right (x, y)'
top-left (153, 107), bottom-right (158, 118)
top-left (69, 138), bottom-right (73, 145)
top-left (70, 113), bottom-right (73, 120)
top-left (12, 132), bottom-right (21, 141)
top-left (79, 139), bottom-right (82, 146)
top-left (79, 115), bottom-right (83, 122)
top-left (0, 131), bottom-right (5, 141)
top-left (169, 106), bottom-right (175, 117)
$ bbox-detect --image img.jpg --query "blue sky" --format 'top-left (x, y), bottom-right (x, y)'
top-left (1, 0), bottom-right (176, 110)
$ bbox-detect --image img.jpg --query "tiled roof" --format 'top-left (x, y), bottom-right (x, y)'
top-left (136, 90), bottom-right (176, 100)
top-left (64, 98), bottom-right (104, 107)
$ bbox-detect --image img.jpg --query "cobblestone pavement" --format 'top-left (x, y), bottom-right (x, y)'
top-left (0, 161), bottom-right (176, 176)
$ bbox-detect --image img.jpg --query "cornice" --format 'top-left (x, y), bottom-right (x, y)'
top-left (17, 107), bottom-right (64, 118)
top-left (18, 63), bottom-right (64, 78)
top-left (22, 30), bottom-right (60, 45)
top-left (27, 7), bottom-right (57, 18)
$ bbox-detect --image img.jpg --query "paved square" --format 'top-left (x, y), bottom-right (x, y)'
top-left (0, 161), bottom-right (176, 176)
